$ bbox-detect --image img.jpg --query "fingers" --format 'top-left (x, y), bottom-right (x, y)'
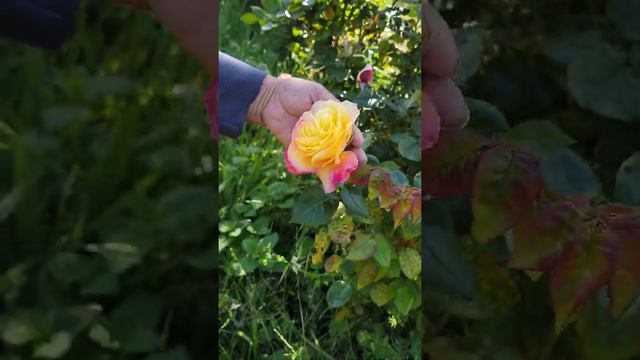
top-left (272, 114), bottom-right (299, 147)
top-left (351, 147), bottom-right (368, 167)
top-left (423, 3), bottom-right (458, 77)
top-left (424, 76), bottom-right (469, 129)
top-left (351, 126), bottom-right (364, 148)
top-left (422, 91), bottom-right (441, 150)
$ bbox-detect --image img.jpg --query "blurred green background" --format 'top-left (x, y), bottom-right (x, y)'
top-left (0, 1), bottom-right (216, 359)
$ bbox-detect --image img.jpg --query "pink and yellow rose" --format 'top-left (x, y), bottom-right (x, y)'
top-left (284, 100), bottom-right (360, 193)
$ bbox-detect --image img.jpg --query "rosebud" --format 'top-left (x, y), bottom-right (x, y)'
top-left (356, 64), bottom-right (373, 90)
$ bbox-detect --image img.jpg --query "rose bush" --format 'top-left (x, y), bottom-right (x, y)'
top-left (219, 0), bottom-right (422, 358)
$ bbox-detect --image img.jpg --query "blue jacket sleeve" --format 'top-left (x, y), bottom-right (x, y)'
top-left (218, 52), bottom-right (267, 138)
top-left (0, 0), bottom-right (80, 50)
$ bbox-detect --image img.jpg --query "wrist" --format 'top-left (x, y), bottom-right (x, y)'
top-left (247, 75), bottom-right (279, 126)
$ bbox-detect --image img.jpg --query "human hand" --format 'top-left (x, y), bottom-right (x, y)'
top-left (423, 2), bottom-right (469, 149)
top-left (248, 75), bottom-right (368, 167)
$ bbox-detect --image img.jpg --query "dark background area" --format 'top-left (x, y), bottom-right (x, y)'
top-left (0, 1), bottom-right (216, 359)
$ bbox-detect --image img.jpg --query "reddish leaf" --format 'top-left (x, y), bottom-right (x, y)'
top-left (379, 186), bottom-right (400, 209)
top-left (368, 169), bottom-right (398, 209)
top-left (510, 202), bottom-right (579, 271)
top-left (602, 206), bottom-right (640, 317)
top-left (550, 230), bottom-right (616, 330)
top-left (598, 203), bottom-right (640, 229)
top-left (423, 129), bottom-right (488, 197)
top-left (391, 196), bottom-right (412, 228)
top-left (568, 194), bottom-right (593, 213)
top-left (410, 188), bottom-right (421, 223)
top-left (472, 146), bottom-right (542, 243)
top-left (347, 165), bottom-right (372, 186)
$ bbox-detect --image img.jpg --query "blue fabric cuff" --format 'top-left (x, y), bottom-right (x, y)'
top-left (0, 0), bottom-right (80, 50)
top-left (218, 52), bottom-right (267, 138)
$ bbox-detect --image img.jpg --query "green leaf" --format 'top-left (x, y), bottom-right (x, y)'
top-left (88, 324), bottom-right (119, 350)
top-left (394, 283), bottom-right (415, 315)
top-left (540, 147), bottom-right (600, 200)
top-left (550, 233), bottom-right (614, 330)
top-left (510, 202), bottom-right (578, 270)
top-left (240, 13), bottom-right (261, 25)
top-left (607, 0), bottom-right (640, 41)
top-left (544, 30), bottom-right (615, 65)
top-left (2, 319), bottom-right (37, 345)
top-left (391, 133), bottom-right (420, 161)
top-left (82, 273), bottom-right (119, 296)
top-left (33, 332), bottom-right (71, 359)
top-left (373, 234), bottom-right (392, 268)
top-left (505, 120), bottom-right (575, 148)
top-left (614, 152), bottom-right (640, 205)
top-left (466, 98), bottom-right (509, 133)
top-left (347, 234), bottom-right (376, 261)
top-left (472, 146), bottom-right (542, 243)
top-left (568, 50), bottom-right (640, 121)
top-left (99, 242), bottom-right (142, 273)
top-left (291, 186), bottom-right (339, 226)
top-left (41, 106), bottom-right (89, 130)
top-left (423, 225), bottom-right (475, 298)
top-left (340, 186), bottom-right (369, 218)
top-left (48, 253), bottom-right (91, 285)
top-left (326, 281), bottom-right (353, 308)
top-left (257, 233), bottom-right (279, 252)
top-left (398, 248), bottom-right (421, 280)
top-left (83, 75), bottom-right (136, 100)
top-left (109, 293), bottom-right (163, 353)
top-left (454, 27), bottom-right (485, 82)
top-left (357, 261), bottom-right (379, 290)
top-left (423, 129), bottom-right (487, 197)
top-left (370, 283), bottom-right (392, 306)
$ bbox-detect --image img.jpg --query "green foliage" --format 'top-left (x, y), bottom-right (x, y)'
top-left (424, 0), bottom-right (640, 358)
top-left (0, 2), bottom-right (214, 359)
top-left (220, 0), bottom-right (421, 358)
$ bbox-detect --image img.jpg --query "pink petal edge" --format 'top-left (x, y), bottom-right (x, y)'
top-left (316, 151), bottom-right (359, 193)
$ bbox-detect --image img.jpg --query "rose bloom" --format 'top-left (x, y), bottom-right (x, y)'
top-left (284, 100), bottom-right (360, 193)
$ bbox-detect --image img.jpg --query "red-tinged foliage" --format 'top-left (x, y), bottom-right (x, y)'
top-left (471, 146), bottom-right (542, 243)
top-left (347, 164), bottom-right (373, 186)
top-left (367, 168), bottom-right (421, 227)
top-left (390, 187), bottom-right (422, 227)
top-left (423, 123), bottom-right (640, 324)
top-left (510, 201), bottom-right (579, 271)
top-left (410, 188), bottom-right (421, 223)
top-left (550, 229), bottom-right (617, 330)
top-left (422, 129), bottom-right (488, 197)
top-left (568, 194), bottom-right (593, 213)
top-left (600, 206), bottom-right (640, 316)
